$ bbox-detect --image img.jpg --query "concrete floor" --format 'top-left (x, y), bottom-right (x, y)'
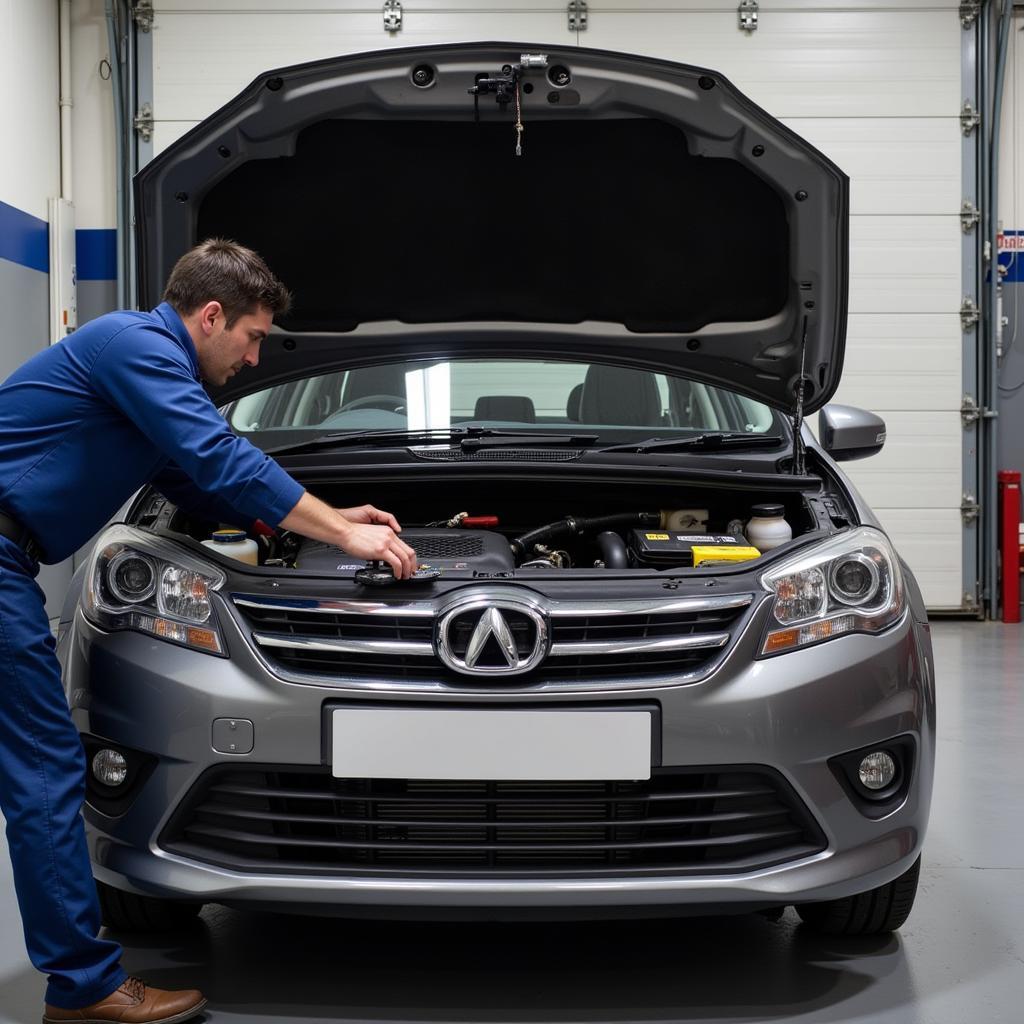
top-left (1, 620), bottom-right (1022, 1024)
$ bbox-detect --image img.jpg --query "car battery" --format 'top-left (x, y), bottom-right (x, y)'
top-left (628, 530), bottom-right (760, 569)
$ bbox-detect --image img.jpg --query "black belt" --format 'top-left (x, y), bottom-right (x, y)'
top-left (0, 511), bottom-right (43, 561)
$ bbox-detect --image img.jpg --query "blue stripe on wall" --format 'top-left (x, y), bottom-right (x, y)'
top-left (76, 229), bottom-right (117, 281)
top-left (0, 200), bottom-right (49, 273)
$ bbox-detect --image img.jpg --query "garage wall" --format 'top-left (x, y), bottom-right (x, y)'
top-left (0, 0), bottom-right (71, 615)
top-left (996, 11), bottom-right (1024, 482)
top-left (70, 0), bottom-right (968, 608)
top-left (71, 0), bottom-right (119, 324)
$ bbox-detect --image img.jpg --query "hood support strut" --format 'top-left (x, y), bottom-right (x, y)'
top-left (791, 316), bottom-right (809, 476)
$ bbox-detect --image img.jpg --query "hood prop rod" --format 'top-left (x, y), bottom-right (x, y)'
top-left (791, 315), bottom-right (809, 476)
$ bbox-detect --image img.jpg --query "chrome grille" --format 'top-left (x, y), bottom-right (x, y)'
top-left (160, 766), bottom-right (826, 877)
top-left (232, 592), bottom-right (754, 689)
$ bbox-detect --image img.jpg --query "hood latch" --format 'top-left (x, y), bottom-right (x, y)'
top-left (469, 55), bottom-right (549, 156)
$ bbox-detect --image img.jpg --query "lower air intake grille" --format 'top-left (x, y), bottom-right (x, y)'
top-left (160, 765), bottom-right (825, 878)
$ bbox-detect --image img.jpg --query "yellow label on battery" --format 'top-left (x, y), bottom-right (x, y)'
top-left (645, 533), bottom-right (671, 541)
top-left (692, 545), bottom-right (761, 566)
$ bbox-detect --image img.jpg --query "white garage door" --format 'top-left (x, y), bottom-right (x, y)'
top-left (145, 0), bottom-right (969, 609)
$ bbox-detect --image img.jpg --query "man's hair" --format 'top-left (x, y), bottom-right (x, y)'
top-left (162, 238), bottom-right (292, 326)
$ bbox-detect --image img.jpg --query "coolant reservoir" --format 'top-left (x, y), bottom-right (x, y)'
top-left (202, 529), bottom-right (259, 565)
top-left (745, 504), bottom-right (792, 552)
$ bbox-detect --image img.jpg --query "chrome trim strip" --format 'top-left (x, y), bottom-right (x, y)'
top-left (548, 595), bottom-right (753, 617)
top-left (550, 633), bottom-right (730, 657)
top-left (252, 633), bottom-right (433, 657)
top-left (233, 595), bottom-right (436, 617)
top-left (233, 593), bottom-right (753, 618)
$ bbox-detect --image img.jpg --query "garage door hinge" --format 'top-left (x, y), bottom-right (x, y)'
top-left (133, 102), bottom-right (153, 143)
top-left (568, 1), bottom-right (588, 31)
top-left (132, 0), bottom-right (154, 33)
top-left (960, 395), bottom-right (997, 428)
top-left (959, 1), bottom-right (980, 29)
top-left (383, 0), bottom-right (402, 33)
top-left (960, 101), bottom-right (980, 136)
top-left (961, 494), bottom-right (980, 524)
top-left (960, 297), bottom-right (979, 332)
top-left (739, 0), bottom-right (759, 32)
top-left (960, 200), bottom-right (980, 233)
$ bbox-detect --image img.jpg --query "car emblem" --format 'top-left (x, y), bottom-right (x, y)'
top-left (436, 595), bottom-right (548, 676)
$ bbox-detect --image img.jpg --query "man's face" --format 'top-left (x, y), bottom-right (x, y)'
top-left (194, 304), bottom-right (273, 386)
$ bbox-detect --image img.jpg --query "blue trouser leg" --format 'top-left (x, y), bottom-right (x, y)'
top-left (0, 538), bottom-right (126, 1010)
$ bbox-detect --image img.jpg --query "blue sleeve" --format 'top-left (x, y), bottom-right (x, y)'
top-left (151, 462), bottom-right (253, 529)
top-left (91, 325), bottom-right (305, 527)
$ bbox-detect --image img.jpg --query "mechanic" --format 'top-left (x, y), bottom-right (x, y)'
top-left (0, 238), bottom-right (417, 1024)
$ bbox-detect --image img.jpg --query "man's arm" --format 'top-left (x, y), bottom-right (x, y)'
top-left (281, 492), bottom-right (417, 578)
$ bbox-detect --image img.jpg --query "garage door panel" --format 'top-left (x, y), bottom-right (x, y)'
top-left (152, 11), bottom-right (568, 121)
top-left (872, 508), bottom-right (963, 609)
top-left (155, 0), bottom-right (955, 9)
top-left (840, 411), bottom-right (960, 509)
top-left (586, 11), bottom-right (960, 117)
top-left (779, 118), bottom-right (961, 215)
top-left (831, 314), bottom-right (961, 411)
top-left (849, 216), bottom-right (961, 314)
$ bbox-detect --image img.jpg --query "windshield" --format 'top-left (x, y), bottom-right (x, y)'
top-left (228, 359), bottom-right (778, 440)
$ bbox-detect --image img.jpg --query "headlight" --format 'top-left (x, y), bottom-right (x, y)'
top-left (759, 526), bottom-right (905, 656)
top-left (82, 526), bottom-right (226, 655)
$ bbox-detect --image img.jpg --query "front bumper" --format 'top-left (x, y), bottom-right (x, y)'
top-left (64, 594), bottom-right (935, 915)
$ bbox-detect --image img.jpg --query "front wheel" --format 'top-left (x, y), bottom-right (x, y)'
top-left (96, 879), bottom-right (203, 933)
top-left (795, 855), bottom-right (921, 935)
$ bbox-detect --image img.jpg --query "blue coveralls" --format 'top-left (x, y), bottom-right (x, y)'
top-left (0, 302), bottom-right (304, 1009)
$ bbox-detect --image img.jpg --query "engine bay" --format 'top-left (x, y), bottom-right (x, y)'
top-left (135, 479), bottom-right (854, 577)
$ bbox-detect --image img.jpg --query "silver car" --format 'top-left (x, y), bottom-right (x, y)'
top-left (59, 43), bottom-right (934, 936)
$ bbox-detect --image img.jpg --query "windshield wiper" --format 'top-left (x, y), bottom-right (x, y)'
top-left (266, 427), bottom-right (599, 457)
top-left (597, 433), bottom-right (786, 454)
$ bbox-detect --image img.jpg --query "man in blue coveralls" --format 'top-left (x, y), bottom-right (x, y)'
top-left (0, 239), bottom-right (417, 1023)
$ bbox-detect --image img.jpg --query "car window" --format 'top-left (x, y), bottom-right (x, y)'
top-left (228, 358), bottom-right (778, 436)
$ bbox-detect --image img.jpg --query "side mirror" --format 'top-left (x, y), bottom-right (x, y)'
top-left (818, 404), bottom-right (886, 462)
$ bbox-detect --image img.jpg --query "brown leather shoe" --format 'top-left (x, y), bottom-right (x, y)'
top-left (42, 976), bottom-right (207, 1024)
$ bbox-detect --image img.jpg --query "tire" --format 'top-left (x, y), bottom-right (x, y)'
top-left (96, 879), bottom-right (203, 933)
top-left (795, 855), bottom-right (921, 936)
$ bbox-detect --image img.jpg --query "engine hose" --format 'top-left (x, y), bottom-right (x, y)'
top-left (596, 531), bottom-right (629, 569)
top-left (511, 512), bottom-right (659, 560)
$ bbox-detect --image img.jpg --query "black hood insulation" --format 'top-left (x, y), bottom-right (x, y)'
top-left (197, 118), bottom-right (789, 335)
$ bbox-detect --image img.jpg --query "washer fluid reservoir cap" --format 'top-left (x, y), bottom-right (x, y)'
top-left (211, 529), bottom-right (247, 542)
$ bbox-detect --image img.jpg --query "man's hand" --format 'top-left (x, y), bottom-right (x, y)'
top-left (336, 519), bottom-right (417, 579)
top-left (336, 504), bottom-right (402, 532)
top-left (280, 492), bottom-right (417, 579)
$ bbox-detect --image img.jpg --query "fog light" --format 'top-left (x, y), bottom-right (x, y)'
top-left (92, 749), bottom-right (128, 787)
top-left (858, 751), bottom-right (896, 791)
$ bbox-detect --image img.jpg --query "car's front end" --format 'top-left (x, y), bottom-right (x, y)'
top-left (61, 42), bottom-right (933, 933)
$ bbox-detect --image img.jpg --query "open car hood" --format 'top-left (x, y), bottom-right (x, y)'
top-left (135, 42), bottom-right (848, 414)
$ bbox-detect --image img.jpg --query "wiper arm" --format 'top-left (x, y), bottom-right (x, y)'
top-left (597, 433), bottom-right (785, 454)
top-left (266, 427), bottom-right (598, 457)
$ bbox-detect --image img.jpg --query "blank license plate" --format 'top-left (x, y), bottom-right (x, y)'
top-left (331, 708), bottom-right (652, 780)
